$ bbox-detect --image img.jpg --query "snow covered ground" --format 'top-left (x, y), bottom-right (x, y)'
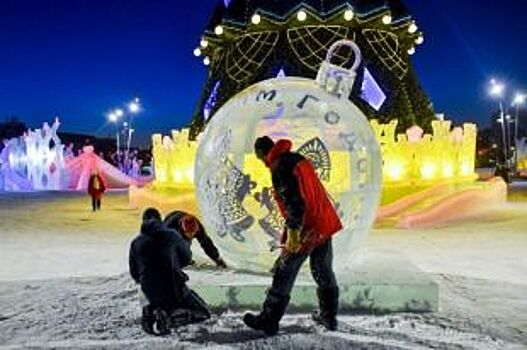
top-left (0, 189), bottom-right (526, 349)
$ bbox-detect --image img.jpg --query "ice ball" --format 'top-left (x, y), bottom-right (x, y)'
top-left (195, 77), bottom-right (382, 274)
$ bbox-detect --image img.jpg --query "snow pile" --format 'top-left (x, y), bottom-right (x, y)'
top-left (0, 273), bottom-right (519, 349)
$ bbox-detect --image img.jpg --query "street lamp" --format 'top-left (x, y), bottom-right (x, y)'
top-left (124, 98), bottom-right (141, 174)
top-left (115, 108), bottom-right (124, 118)
top-left (108, 112), bottom-right (121, 167)
top-left (489, 79), bottom-right (509, 172)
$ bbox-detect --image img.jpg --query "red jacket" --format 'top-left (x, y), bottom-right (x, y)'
top-left (88, 174), bottom-right (106, 199)
top-left (265, 139), bottom-right (342, 252)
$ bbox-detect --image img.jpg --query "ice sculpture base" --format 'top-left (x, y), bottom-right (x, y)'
top-left (188, 249), bottom-right (438, 313)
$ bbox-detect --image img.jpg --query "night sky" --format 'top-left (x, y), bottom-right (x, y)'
top-left (1, 0), bottom-right (526, 146)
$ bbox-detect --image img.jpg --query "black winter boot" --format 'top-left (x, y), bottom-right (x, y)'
top-left (151, 308), bottom-right (171, 336)
top-left (141, 305), bottom-right (155, 335)
top-left (313, 286), bottom-right (339, 331)
top-left (243, 292), bottom-right (290, 336)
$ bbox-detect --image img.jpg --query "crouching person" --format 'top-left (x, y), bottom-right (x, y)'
top-left (129, 208), bottom-right (210, 336)
top-left (164, 210), bottom-right (228, 269)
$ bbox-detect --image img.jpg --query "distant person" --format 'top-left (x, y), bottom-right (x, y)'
top-left (243, 136), bottom-right (342, 335)
top-left (164, 210), bottom-right (227, 268)
top-left (129, 208), bottom-right (211, 336)
top-left (87, 170), bottom-right (106, 212)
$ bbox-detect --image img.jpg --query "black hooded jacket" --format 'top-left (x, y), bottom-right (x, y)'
top-left (129, 220), bottom-right (192, 309)
top-left (163, 211), bottom-right (221, 263)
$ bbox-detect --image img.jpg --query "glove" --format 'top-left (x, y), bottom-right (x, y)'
top-left (215, 257), bottom-right (228, 268)
top-left (285, 228), bottom-right (302, 254)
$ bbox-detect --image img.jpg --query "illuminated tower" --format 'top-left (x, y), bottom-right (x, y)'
top-left (190, 0), bottom-right (434, 138)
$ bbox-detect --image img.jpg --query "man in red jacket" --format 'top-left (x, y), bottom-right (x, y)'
top-left (244, 136), bottom-right (343, 335)
top-left (88, 170), bottom-right (106, 212)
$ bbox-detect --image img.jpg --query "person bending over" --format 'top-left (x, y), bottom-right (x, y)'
top-left (164, 210), bottom-right (227, 269)
top-left (244, 136), bottom-right (343, 335)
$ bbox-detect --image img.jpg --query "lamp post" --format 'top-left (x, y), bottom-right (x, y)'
top-left (108, 110), bottom-right (122, 168)
top-left (512, 93), bottom-right (525, 174)
top-left (489, 79), bottom-right (508, 171)
top-left (125, 98), bottom-right (141, 174)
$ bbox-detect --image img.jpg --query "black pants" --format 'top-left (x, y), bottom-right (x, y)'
top-left (91, 197), bottom-right (101, 211)
top-left (171, 287), bottom-right (211, 326)
top-left (268, 238), bottom-right (337, 301)
top-left (143, 287), bottom-right (210, 331)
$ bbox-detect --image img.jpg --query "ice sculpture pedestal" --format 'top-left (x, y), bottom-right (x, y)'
top-left (188, 249), bottom-right (438, 313)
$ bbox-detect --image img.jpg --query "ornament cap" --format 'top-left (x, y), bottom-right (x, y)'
top-left (316, 40), bottom-right (362, 99)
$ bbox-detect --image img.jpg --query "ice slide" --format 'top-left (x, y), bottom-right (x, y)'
top-left (376, 177), bottom-right (507, 229)
top-left (65, 146), bottom-right (139, 191)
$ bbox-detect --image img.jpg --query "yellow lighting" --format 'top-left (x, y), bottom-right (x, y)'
top-left (203, 57), bottom-right (210, 66)
top-left (387, 163), bottom-right (404, 181)
top-left (297, 10), bottom-right (307, 21)
top-left (461, 162), bottom-right (471, 176)
top-left (251, 13), bottom-right (261, 25)
top-left (408, 23), bottom-right (418, 34)
top-left (442, 165), bottom-right (454, 178)
top-left (344, 10), bottom-right (354, 21)
top-left (382, 15), bottom-right (392, 25)
top-left (214, 25), bottom-right (224, 35)
top-left (193, 48), bottom-right (201, 57)
top-left (415, 35), bottom-right (424, 45)
top-left (407, 47), bottom-right (415, 55)
top-left (152, 120), bottom-right (478, 195)
top-left (421, 163), bottom-right (436, 180)
top-left (200, 39), bottom-right (208, 48)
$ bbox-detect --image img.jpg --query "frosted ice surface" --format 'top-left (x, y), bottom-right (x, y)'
top-left (195, 77), bottom-right (382, 273)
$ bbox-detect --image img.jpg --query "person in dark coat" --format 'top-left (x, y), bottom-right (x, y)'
top-left (129, 208), bottom-right (211, 336)
top-left (163, 210), bottom-right (228, 268)
top-left (87, 170), bottom-right (106, 211)
top-left (244, 136), bottom-right (343, 335)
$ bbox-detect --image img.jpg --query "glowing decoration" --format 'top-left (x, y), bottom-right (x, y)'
top-left (344, 10), bottom-right (354, 21)
top-left (203, 81), bottom-right (221, 121)
top-left (0, 138), bottom-right (32, 191)
top-left (408, 22), bottom-right (418, 34)
top-left (193, 48), bottom-right (202, 57)
top-left (203, 57), bottom-right (210, 66)
top-left (194, 40), bottom-right (382, 273)
top-left (276, 68), bottom-right (286, 79)
top-left (152, 128), bottom-right (197, 189)
top-left (24, 119), bottom-right (66, 190)
top-left (415, 34), bottom-right (424, 45)
top-left (200, 39), bottom-right (208, 48)
top-left (251, 13), bottom-right (261, 25)
top-left (214, 25), bottom-right (224, 36)
top-left (65, 146), bottom-right (137, 190)
top-left (382, 15), bottom-right (392, 25)
top-left (297, 10), bottom-right (307, 22)
top-left (0, 119), bottom-right (139, 192)
top-left (407, 47), bottom-right (416, 55)
top-left (362, 29), bottom-right (408, 79)
top-left (370, 119), bottom-right (478, 184)
top-left (361, 68), bottom-right (387, 111)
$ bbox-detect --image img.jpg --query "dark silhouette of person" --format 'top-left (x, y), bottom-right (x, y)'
top-left (129, 208), bottom-right (210, 336)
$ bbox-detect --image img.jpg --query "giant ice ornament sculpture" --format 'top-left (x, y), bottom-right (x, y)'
top-left (195, 40), bottom-right (382, 273)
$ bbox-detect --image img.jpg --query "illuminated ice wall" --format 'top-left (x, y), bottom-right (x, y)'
top-left (152, 119), bottom-right (477, 191)
top-left (0, 119), bottom-right (66, 191)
